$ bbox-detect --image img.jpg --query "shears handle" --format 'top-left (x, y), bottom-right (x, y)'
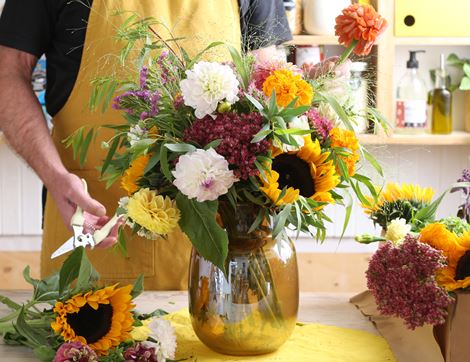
top-left (93, 214), bottom-right (120, 245)
top-left (70, 178), bottom-right (87, 226)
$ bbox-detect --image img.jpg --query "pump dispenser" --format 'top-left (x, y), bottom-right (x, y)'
top-left (395, 50), bottom-right (428, 134)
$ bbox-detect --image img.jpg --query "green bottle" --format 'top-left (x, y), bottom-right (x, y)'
top-left (431, 54), bottom-right (452, 134)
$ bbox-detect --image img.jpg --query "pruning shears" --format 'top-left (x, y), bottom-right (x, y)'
top-left (51, 179), bottom-right (120, 259)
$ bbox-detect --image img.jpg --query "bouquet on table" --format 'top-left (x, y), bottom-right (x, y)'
top-left (68, 3), bottom-right (388, 272)
top-left (357, 174), bottom-right (470, 329)
top-left (0, 249), bottom-right (176, 361)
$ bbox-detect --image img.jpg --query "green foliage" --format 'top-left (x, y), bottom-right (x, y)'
top-left (175, 194), bottom-right (229, 273)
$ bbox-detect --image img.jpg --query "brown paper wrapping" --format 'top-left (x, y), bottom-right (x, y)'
top-left (434, 292), bottom-right (470, 362)
top-left (350, 290), bottom-right (444, 362)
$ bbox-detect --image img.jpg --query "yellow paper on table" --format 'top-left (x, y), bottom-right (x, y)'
top-left (166, 310), bottom-right (396, 362)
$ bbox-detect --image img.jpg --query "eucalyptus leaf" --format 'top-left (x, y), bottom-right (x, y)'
top-left (15, 307), bottom-right (47, 347)
top-left (272, 204), bottom-right (292, 238)
top-left (164, 143), bottom-right (196, 153)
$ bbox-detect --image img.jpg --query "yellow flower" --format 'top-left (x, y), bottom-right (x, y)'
top-left (361, 182), bottom-right (435, 216)
top-left (329, 127), bottom-right (360, 177)
top-left (51, 285), bottom-right (134, 356)
top-left (127, 188), bottom-right (180, 235)
top-left (130, 319), bottom-right (152, 341)
top-left (420, 223), bottom-right (470, 291)
top-left (121, 154), bottom-right (150, 196)
top-left (262, 69), bottom-right (313, 107)
top-left (260, 136), bottom-right (339, 207)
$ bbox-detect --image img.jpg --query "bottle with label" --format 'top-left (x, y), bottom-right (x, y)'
top-left (431, 54), bottom-right (452, 134)
top-left (349, 61), bottom-right (369, 133)
top-left (395, 50), bottom-right (428, 134)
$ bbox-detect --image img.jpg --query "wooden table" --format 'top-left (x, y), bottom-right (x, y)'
top-left (0, 291), bottom-right (379, 361)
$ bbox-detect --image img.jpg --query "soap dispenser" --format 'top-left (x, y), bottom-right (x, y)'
top-left (395, 50), bottom-right (428, 134)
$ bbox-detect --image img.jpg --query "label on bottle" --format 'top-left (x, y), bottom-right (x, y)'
top-left (396, 100), bottom-right (427, 128)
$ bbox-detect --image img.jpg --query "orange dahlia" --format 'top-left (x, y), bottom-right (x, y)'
top-left (51, 285), bottom-right (134, 356)
top-left (329, 127), bottom-right (360, 176)
top-left (121, 154), bottom-right (150, 195)
top-left (262, 69), bottom-right (313, 108)
top-left (335, 4), bottom-right (387, 56)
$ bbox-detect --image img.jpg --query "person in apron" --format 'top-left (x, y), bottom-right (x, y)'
top-left (0, 0), bottom-right (291, 289)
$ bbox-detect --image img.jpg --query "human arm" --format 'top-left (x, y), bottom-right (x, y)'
top-left (0, 46), bottom-right (116, 240)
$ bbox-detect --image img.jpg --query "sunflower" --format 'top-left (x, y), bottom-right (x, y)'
top-left (420, 223), bottom-right (470, 291)
top-left (51, 285), bottom-right (134, 356)
top-left (361, 182), bottom-right (435, 229)
top-left (260, 136), bottom-right (339, 207)
top-left (121, 154), bottom-right (150, 195)
top-left (329, 127), bottom-right (360, 177)
top-left (262, 69), bottom-right (313, 107)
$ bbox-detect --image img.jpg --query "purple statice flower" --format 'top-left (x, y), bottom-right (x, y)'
top-left (123, 343), bottom-right (158, 362)
top-left (157, 50), bottom-right (174, 84)
top-left (183, 112), bottom-right (270, 180)
top-left (305, 108), bottom-right (333, 142)
top-left (53, 342), bottom-right (98, 362)
top-left (140, 67), bottom-right (149, 89)
top-left (113, 89), bottom-right (161, 120)
top-left (366, 234), bottom-right (453, 330)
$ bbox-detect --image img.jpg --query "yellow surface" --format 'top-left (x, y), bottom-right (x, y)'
top-left (395, 0), bottom-right (470, 37)
top-left (167, 310), bottom-right (397, 362)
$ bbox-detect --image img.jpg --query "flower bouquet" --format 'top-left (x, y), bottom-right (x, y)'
top-left (65, 3), bottom-right (388, 354)
top-left (0, 248), bottom-right (176, 361)
top-left (357, 175), bottom-right (470, 361)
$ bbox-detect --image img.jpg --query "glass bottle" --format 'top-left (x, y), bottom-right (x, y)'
top-left (349, 62), bottom-right (369, 133)
top-left (431, 54), bottom-right (452, 134)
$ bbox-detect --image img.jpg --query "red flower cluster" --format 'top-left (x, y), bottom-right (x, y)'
top-left (335, 4), bottom-right (387, 56)
top-left (366, 235), bottom-right (453, 329)
top-left (184, 112), bottom-right (270, 180)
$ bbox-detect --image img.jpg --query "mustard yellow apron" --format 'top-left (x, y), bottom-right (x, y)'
top-left (41, 0), bottom-right (241, 289)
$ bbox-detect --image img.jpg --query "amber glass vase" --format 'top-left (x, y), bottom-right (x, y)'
top-left (188, 202), bottom-right (299, 356)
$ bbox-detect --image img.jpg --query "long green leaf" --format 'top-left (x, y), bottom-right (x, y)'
top-left (164, 143), bottom-right (196, 153)
top-left (226, 44), bottom-right (248, 88)
top-left (272, 204), bottom-right (292, 238)
top-left (176, 194), bottom-right (228, 273)
top-left (15, 307), bottom-right (47, 347)
top-left (362, 147), bottom-right (383, 177)
top-left (159, 144), bottom-right (172, 182)
top-left (101, 136), bottom-right (120, 176)
top-left (79, 129), bottom-right (93, 167)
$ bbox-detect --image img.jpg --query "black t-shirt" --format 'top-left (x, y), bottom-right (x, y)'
top-left (0, 0), bottom-right (291, 117)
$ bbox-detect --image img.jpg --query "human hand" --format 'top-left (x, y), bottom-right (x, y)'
top-left (83, 212), bottom-right (125, 249)
top-left (48, 172), bottom-right (106, 230)
top-left (302, 56), bottom-right (351, 80)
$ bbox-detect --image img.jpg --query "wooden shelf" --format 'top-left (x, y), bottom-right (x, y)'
top-left (288, 35), bottom-right (339, 46)
top-left (358, 131), bottom-right (470, 145)
top-left (394, 37), bottom-right (470, 46)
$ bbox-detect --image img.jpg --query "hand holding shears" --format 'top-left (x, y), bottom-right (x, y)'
top-left (51, 179), bottom-right (122, 259)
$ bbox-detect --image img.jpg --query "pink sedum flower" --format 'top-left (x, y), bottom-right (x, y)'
top-left (53, 342), bottom-right (98, 362)
top-left (172, 148), bottom-right (237, 202)
top-left (366, 234), bottom-right (453, 329)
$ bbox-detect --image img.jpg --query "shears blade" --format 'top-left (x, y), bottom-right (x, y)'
top-left (51, 236), bottom-right (75, 259)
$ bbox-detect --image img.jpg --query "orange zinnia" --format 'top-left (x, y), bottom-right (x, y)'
top-left (121, 154), bottom-right (150, 195)
top-left (262, 69), bottom-right (313, 108)
top-left (335, 4), bottom-right (387, 56)
top-left (329, 127), bottom-right (360, 176)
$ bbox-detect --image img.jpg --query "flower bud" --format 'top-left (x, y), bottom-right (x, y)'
top-left (217, 101), bottom-right (231, 113)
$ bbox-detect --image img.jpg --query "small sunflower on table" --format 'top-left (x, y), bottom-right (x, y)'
top-left (0, 248), bottom-right (176, 362)
top-left (357, 173), bottom-right (470, 330)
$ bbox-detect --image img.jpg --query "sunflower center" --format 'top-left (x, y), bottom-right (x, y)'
top-left (272, 154), bottom-right (315, 197)
top-left (67, 303), bottom-right (113, 344)
top-left (455, 251), bottom-right (470, 281)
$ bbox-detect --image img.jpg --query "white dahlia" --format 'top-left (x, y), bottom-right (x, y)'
top-left (142, 318), bottom-right (177, 362)
top-left (385, 218), bottom-right (412, 245)
top-left (172, 148), bottom-right (237, 202)
top-left (180, 61), bottom-right (239, 119)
